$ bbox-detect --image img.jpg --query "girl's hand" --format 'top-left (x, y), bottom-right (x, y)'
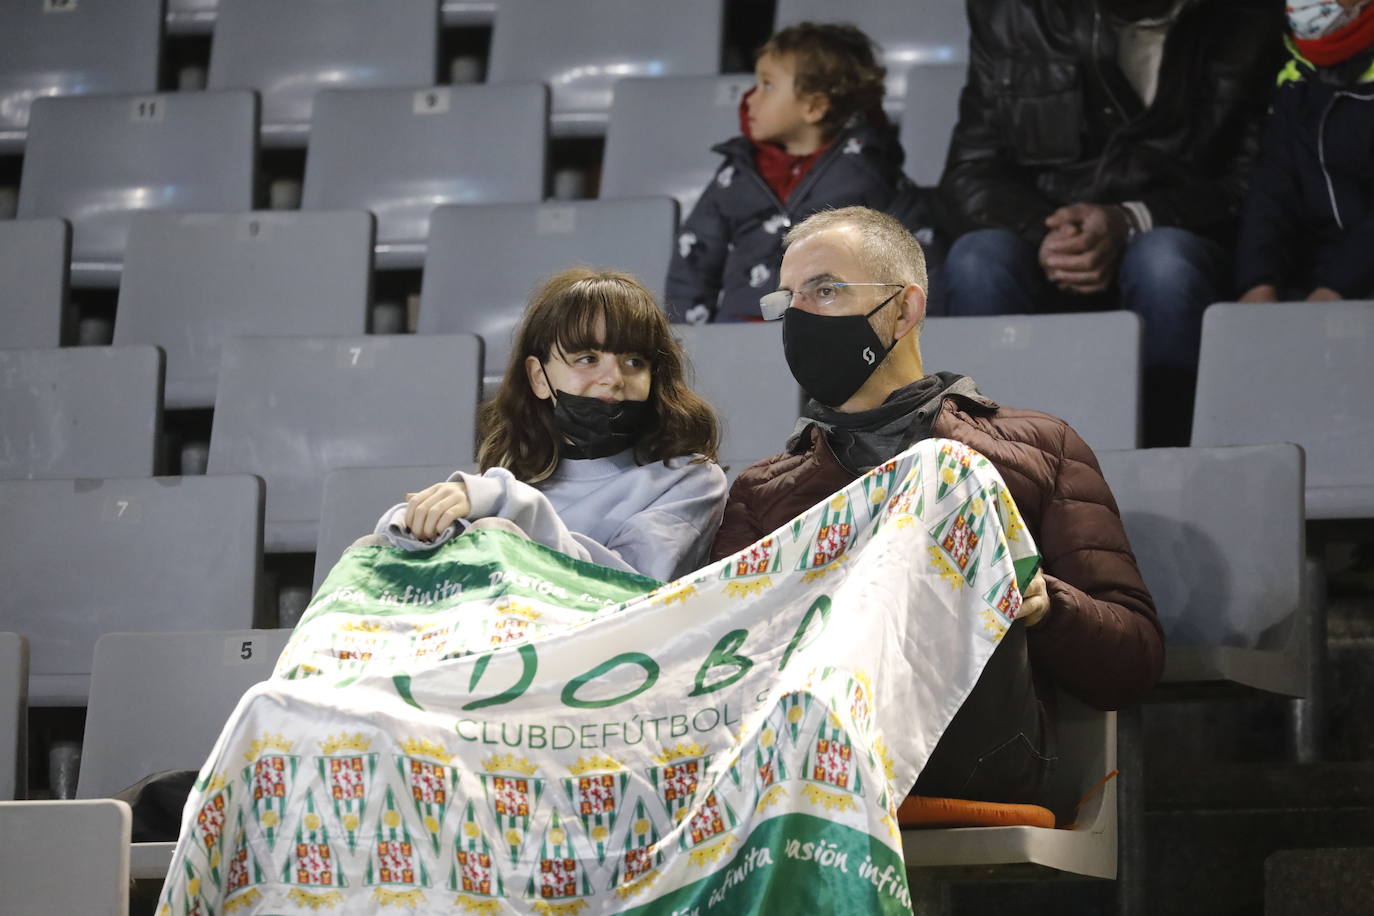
top-left (404, 481), bottom-right (470, 542)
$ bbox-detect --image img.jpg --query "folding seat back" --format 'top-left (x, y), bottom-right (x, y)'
top-left (921, 312), bottom-right (1142, 450)
top-left (488, 0), bottom-right (724, 136)
top-left (0, 0), bottom-right (162, 152)
top-left (0, 633), bottom-right (25, 800)
top-left (0, 218), bottom-right (69, 348)
top-left (0, 475), bottom-right (264, 705)
top-left (314, 464), bottom-right (465, 589)
top-left (78, 630), bottom-right (292, 800)
top-left (1192, 301), bottom-right (1374, 519)
top-left (442, 0), bottom-right (497, 25)
top-left (114, 211), bottom-right (374, 408)
top-left (671, 323), bottom-right (802, 477)
top-left (1098, 444), bottom-right (1307, 695)
top-left (0, 799), bottom-right (132, 914)
top-left (302, 83), bottom-right (546, 268)
top-left (774, 0), bottom-right (969, 106)
top-left (17, 91), bottom-right (257, 286)
top-left (0, 345), bottom-right (162, 480)
top-left (207, 335), bottom-right (482, 552)
top-left (601, 74), bottom-right (754, 213)
top-left (208, 0), bottom-right (439, 147)
top-left (417, 198), bottom-right (677, 383)
top-left (898, 62), bottom-right (965, 186)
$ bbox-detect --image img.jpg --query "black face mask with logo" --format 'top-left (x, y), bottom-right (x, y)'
top-left (782, 290), bottom-right (901, 408)
top-left (541, 364), bottom-right (653, 459)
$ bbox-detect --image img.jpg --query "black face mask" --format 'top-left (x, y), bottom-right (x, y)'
top-left (782, 290), bottom-right (901, 408)
top-left (1101, 0), bottom-right (1176, 21)
top-left (545, 379), bottom-right (653, 460)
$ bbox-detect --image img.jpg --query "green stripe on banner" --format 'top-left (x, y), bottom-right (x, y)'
top-left (1014, 554), bottom-right (1041, 594)
top-left (618, 814), bottom-right (913, 916)
top-left (304, 528), bottom-right (662, 626)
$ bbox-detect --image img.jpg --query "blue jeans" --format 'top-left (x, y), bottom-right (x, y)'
top-left (940, 227), bottom-right (1227, 372)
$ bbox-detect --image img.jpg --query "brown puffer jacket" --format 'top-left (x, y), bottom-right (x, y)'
top-left (712, 390), bottom-right (1163, 711)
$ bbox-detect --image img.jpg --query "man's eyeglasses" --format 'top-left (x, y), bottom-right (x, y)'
top-left (759, 280), bottom-right (905, 321)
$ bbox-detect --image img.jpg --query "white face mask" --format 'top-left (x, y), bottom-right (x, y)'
top-left (1288, 0), bottom-right (1366, 39)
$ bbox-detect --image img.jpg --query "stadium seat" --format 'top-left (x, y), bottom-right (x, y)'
top-left (301, 83), bottom-right (546, 269)
top-left (601, 75), bottom-right (754, 213)
top-left (903, 689), bottom-right (1117, 878)
top-left (0, 218), bottom-right (69, 349)
top-left (0, 633), bottom-right (25, 800)
top-left (773, 0), bottom-right (969, 107)
top-left (0, 0), bottom-right (162, 153)
top-left (113, 211), bottom-right (374, 409)
top-left (207, 335), bottom-right (482, 552)
top-left (314, 464), bottom-right (464, 590)
top-left (921, 312), bottom-right (1143, 450)
top-left (0, 475), bottom-right (264, 706)
top-left (417, 197), bottom-right (677, 385)
top-left (487, 0), bottom-right (724, 137)
top-left (79, 630), bottom-right (291, 801)
top-left (0, 345), bottom-right (162, 480)
top-left (207, 0), bottom-right (440, 147)
top-left (16, 91), bottom-right (257, 287)
top-left (1192, 301), bottom-right (1374, 519)
top-left (79, 629), bottom-right (292, 880)
top-left (0, 799), bottom-right (132, 914)
top-left (1099, 444), bottom-right (1307, 696)
top-left (898, 62), bottom-right (965, 187)
top-left (671, 323), bottom-right (803, 479)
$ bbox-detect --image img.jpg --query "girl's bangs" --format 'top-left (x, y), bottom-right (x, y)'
top-left (546, 284), bottom-right (666, 358)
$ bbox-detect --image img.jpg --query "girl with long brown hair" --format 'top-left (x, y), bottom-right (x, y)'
top-left (376, 268), bottom-right (726, 581)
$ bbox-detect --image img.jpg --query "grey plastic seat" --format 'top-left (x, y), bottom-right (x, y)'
top-left (0, 345), bottom-right (162, 480)
top-left (79, 629), bottom-right (292, 880)
top-left (80, 630), bottom-right (290, 800)
top-left (1192, 301), bottom-right (1374, 519)
top-left (1098, 444), bottom-right (1307, 695)
top-left (418, 197), bottom-right (677, 384)
top-left (113, 211), bottom-right (374, 409)
top-left (302, 83), bottom-right (546, 269)
top-left (921, 312), bottom-right (1142, 450)
top-left (208, 335), bottom-right (482, 552)
top-left (16, 91), bottom-right (257, 287)
top-left (898, 62), bottom-right (965, 186)
top-left (774, 0), bottom-right (969, 107)
top-left (0, 0), bottom-right (162, 153)
top-left (0, 633), bottom-right (26, 801)
top-left (0, 475), bottom-right (263, 706)
top-left (671, 323), bottom-right (802, 477)
top-left (208, 0), bottom-right (439, 148)
top-left (314, 464), bottom-right (464, 590)
top-left (488, 0), bottom-right (724, 137)
top-left (0, 799), bottom-right (132, 914)
top-left (904, 690), bottom-right (1116, 878)
top-left (0, 219), bottom-right (69, 348)
top-left (601, 74), bottom-right (754, 213)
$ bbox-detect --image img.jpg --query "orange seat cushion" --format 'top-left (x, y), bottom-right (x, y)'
top-left (896, 794), bottom-right (1056, 830)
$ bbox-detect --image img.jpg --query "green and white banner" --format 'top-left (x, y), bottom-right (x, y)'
top-left (157, 437), bottom-right (1038, 915)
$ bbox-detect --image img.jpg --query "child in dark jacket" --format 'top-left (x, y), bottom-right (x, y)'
top-left (665, 22), bottom-right (940, 323)
top-left (1236, 0), bottom-right (1374, 303)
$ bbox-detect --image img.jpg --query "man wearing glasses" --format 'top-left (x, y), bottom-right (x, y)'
top-left (711, 206), bottom-right (1161, 812)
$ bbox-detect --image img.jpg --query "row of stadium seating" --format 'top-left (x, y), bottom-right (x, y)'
top-left (0, 0), bottom-right (968, 147)
top-left (4, 69), bottom-right (963, 288)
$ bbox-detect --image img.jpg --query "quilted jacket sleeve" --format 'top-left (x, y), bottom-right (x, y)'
top-left (1023, 422), bottom-right (1164, 710)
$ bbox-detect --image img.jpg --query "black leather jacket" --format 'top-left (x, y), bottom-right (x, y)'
top-left (940, 0), bottom-right (1284, 246)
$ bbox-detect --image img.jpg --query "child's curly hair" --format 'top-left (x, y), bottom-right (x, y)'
top-left (758, 22), bottom-right (887, 136)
